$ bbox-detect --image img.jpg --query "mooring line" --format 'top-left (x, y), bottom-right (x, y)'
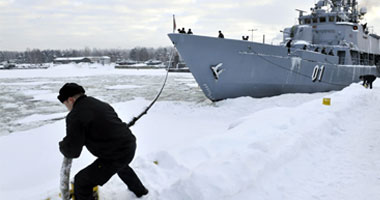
top-left (127, 47), bottom-right (175, 127)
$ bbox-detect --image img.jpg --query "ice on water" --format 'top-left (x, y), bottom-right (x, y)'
top-left (0, 64), bottom-right (204, 136)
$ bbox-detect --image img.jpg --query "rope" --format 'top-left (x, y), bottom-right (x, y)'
top-left (127, 48), bottom-right (175, 127)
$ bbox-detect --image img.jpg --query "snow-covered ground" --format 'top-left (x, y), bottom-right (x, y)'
top-left (0, 64), bottom-right (380, 200)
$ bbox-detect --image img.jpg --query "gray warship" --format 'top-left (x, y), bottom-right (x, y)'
top-left (168, 0), bottom-right (380, 101)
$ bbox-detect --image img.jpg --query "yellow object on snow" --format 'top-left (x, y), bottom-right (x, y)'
top-left (323, 98), bottom-right (331, 106)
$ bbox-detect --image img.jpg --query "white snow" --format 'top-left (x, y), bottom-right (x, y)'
top-left (0, 64), bottom-right (380, 200)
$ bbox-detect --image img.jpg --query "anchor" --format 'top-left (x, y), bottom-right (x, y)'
top-left (210, 63), bottom-right (224, 80)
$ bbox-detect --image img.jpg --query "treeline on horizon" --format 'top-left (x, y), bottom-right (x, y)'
top-left (0, 46), bottom-right (175, 64)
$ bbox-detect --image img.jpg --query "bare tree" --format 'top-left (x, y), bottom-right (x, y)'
top-left (0, 46), bottom-right (173, 64)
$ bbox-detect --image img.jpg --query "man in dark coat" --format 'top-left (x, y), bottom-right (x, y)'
top-left (57, 83), bottom-right (148, 200)
top-left (359, 75), bottom-right (377, 89)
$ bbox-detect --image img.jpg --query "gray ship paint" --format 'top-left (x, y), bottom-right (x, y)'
top-left (169, 0), bottom-right (380, 101)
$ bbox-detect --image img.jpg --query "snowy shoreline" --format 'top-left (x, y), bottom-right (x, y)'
top-left (1, 64), bottom-right (380, 200)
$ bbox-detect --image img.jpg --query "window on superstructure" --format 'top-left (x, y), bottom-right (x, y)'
top-left (360, 53), bottom-right (369, 65)
top-left (299, 19), bottom-right (304, 25)
top-left (329, 16), bottom-right (335, 22)
top-left (375, 55), bottom-right (380, 66)
top-left (320, 17), bottom-right (326, 23)
top-left (369, 54), bottom-right (375, 66)
top-left (305, 18), bottom-right (311, 24)
top-left (313, 18), bottom-right (318, 23)
top-left (360, 53), bottom-right (363, 65)
top-left (364, 53), bottom-right (369, 65)
top-left (338, 51), bottom-right (346, 64)
top-left (350, 50), bottom-right (359, 65)
top-left (337, 16), bottom-right (342, 22)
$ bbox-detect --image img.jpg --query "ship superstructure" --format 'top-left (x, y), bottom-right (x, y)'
top-left (288, 0), bottom-right (380, 66)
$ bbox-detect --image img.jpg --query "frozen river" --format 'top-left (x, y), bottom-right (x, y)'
top-left (0, 66), bottom-right (207, 136)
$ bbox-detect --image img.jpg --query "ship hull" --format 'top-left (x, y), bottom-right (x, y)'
top-left (168, 33), bottom-right (378, 101)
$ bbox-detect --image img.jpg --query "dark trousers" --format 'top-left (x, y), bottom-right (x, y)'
top-left (364, 81), bottom-right (373, 89)
top-left (74, 144), bottom-right (146, 200)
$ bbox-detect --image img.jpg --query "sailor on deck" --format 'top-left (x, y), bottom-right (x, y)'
top-left (286, 39), bottom-right (292, 54)
top-left (218, 30), bottom-right (224, 38)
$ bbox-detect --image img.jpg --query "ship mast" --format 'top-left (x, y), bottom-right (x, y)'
top-left (331, 0), bottom-right (342, 12)
top-left (350, 0), bottom-right (359, 23)
top-left (326, 0), bottom-right (360, 23)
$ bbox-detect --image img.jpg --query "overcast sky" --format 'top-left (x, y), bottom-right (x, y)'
top-left (0, 0), bottom-right (379, 51)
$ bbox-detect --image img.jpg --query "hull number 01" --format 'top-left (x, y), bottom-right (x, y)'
top-left (311, 65), bottom-right (325, 82)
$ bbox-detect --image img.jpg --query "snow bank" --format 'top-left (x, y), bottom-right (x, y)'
top-left (155, 83), bottom-right (380, 200)
top-left (1, 79), bottom-right (380, 200)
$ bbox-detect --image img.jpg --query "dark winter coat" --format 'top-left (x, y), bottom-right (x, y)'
top-left (360, 75), bottom-right (376, 83)
top-left (59, 95), bottom-right (136, 161)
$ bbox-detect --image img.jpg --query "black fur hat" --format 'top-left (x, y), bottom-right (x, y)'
top-left (57, 83), bottom-right (85, 103)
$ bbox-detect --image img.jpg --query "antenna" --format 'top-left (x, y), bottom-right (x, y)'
top-left (248, 28), bottom-right (258, 42)
top-left (296, 9), bottom-right (306, 17)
